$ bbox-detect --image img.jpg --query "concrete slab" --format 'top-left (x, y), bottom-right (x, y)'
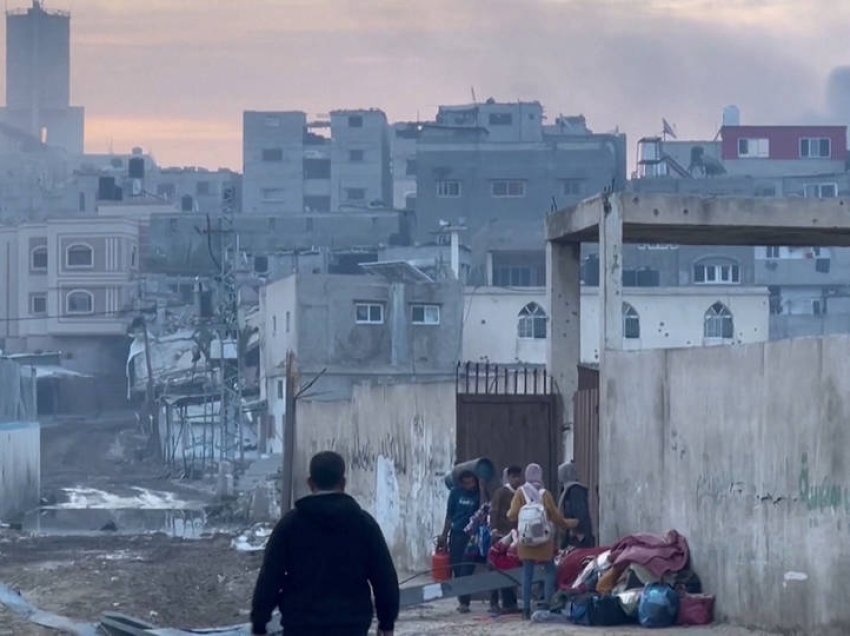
top-left (547, 193), bottom-right (850, 246)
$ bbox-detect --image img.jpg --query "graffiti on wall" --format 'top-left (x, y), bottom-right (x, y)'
top-left (799, 452), bottom-right (850, 514)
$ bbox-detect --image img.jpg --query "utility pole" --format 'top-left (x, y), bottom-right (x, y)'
top-left (201, 184), bottom-right (243, 465)
top-left (281, 351), bottom-right (296, 512)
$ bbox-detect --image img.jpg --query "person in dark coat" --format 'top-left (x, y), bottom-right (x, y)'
top-left (557, 461), bottom-right (595, 549)
top-left (488, 465), bottom-right (523, 614)
top-left (251, 451), bottom-right (399, 636)
top-left (438, 470), bottom-right (481, 613)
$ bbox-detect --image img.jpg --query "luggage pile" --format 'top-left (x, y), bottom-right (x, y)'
top-left (535, 529), bottom-right (715, 628)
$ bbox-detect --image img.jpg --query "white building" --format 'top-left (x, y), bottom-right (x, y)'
top-left (463, 286), bottom-right (770, 365)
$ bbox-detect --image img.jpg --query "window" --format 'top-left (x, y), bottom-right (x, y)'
top-left (30, 294), bottom-right (47, 315)
top-left (804, 183), bottom-right (837, 199)
top-left (262, 148), bottom-right (283, 162)
top-left (66, 290), bottom-right (94, 315)
top-left (766, 246), bottom-right (780, 259)
top-left (563, 180), bottom-right (584, 196)
top-left (411, 304), bottom-right (440, 325)
top-left (345, 188), bottom-right (366, 201)
top-left (349, 149), bottom-right (365, 162)
top-left (813, 299), bottom-right (827, 316)
top-left (737, 138), bottom-right (769, 158)
top-left (623, 303), bottom-right (640, 340)
top-left (405, 159), bottom-right (417, 176)
top-left (254, 255), bottom-right (269, 274)
top-left (31, 246), bottom-right (47, 270)
top-left (436, 180), bottom-right (462, 198)
top-left (489, 113), bottom-right (513, 126)
top-left (181, 194), bottom-right (194, 212)
top-left (66, 243), bottom-right (93, 268)
top-left (261, 188), bottom-right (286, 202)
top-left (491, 180), bottom-right (526, 198)
top-left (157, 183), bottom-right (176, 200)
top-left (704, 302), bottom-right (734, 339)
top-left (355, 303), bottom-right (384, 324)
top-left (196, 181), bottom-right (211, 196)
top-left (303, 195), bottom-right (331, 212)
top-left (79, 192), bottom-right (86, 212)
top-left (800, 137), bottom-right (831, 159)
top-left (693, 261), bottom-right (740, 285)
top-left (622, 268), bottom-right (660, 287)
top-left (348, 115), bottom-right (364, 128)
top-left (277, 380), bottom-right (284, 400)
top-left (518, 302), bottom-right (547, 339)
top-left (303, 158), bottom-right (331, 179)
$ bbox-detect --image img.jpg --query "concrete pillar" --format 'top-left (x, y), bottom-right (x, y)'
top-left (389, 282), bottom-right (409, 367)
top-left (450, 230), bottom-right (460, 279)
top-left (546, 239), bottom-right (581, 460)
top-left (599, 193), bottom-right (623, 352)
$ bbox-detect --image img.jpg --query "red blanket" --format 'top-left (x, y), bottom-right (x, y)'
top-left (607, 530), bottom-right (690, 578)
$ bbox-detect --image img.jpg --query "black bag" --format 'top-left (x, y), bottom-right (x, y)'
top-left (570, 595), bottom-right (632, 627)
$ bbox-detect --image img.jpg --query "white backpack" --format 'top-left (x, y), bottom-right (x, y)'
top-left (517, 484), bottom-right (552, 547)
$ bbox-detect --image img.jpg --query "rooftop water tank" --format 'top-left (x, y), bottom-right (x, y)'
top-left (722, 105), bottom-right (740, 127)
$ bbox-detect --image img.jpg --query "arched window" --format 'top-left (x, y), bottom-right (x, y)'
top-left (66, 289), bottom-right (94, 315)
top-left (704, 302), bottom-right (734, 339)
top-left (518, 302), bottom-right (547, 339)
top-left (66, 243), bottom-right (93, 268)
top-left (693, 258), bottom-right (740, 285)
top-left (31, 246), bottom-right (47, 270)
top-left (623, 303), bottom-right (640, 339)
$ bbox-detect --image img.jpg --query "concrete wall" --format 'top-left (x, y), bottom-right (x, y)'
top-left (463, 285), bottom-right (770, 365)
top-left (294, 381), bottom-right (455, 572)
top-left (601, 337), bottom-right (850, 635)
top-left (0, 421), bottom-right (40, 522)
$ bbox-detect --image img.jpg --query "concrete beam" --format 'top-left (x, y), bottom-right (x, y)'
top-left (546, 240), bottom-right (581, 459)
top-left (547, 193), bottom-right (850, 246)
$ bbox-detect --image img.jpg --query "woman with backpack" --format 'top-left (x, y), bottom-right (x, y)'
top-left (507, 463), bottom-right (578, 620)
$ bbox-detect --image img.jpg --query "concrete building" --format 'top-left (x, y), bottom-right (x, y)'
top-left (463, 285), bottom-right (769, 366)
top-left (0, 216), bottom-right (141, 404)
top-left (1, 1), bottom-right (84, 154)
top-left (414, 101), bottom-right (627, 249)
top-left (259, 269), bottom-right (462, 453)
top-left (545, 193), bottom-right (850, 633)
top-left (390, 122), bottom-right (419, 210)
top-left (242, 109), bottom-right (392, 216)
top-left (150, 166), bottom-right (241, 215)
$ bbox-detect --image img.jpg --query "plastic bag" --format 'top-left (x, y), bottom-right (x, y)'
top-left (638, 583), bottom-right (680, 628)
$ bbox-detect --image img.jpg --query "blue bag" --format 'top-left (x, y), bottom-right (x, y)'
top-left (477, 524), bottom-right (492, 558)
top-left (638, 583), bottom-right (680, 628)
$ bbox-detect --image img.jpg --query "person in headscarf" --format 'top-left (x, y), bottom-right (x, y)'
top-left (487, 465), bottom-right (523, 614)
top-left (507, 463), bottom-right (578, 620)
top-left (557, 461), bottom-right (596, 549)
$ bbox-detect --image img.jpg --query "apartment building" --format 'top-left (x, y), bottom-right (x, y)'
top-left (415, 100), bottom-right (626, 283)
top-left (242, 109), bottom-right (392, 216)
top-left (0, 216), bottom-right (141, 402)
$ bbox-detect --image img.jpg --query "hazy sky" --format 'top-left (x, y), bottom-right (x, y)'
top-left (3, 0), bottom-right (849, 170)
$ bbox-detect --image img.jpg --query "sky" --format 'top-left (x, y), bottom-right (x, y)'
top-left (3, 0), bottom-right (850, 170)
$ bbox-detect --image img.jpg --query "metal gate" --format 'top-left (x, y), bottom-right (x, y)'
top-left (455, 363), bottom-right (561, 490)
top-left (573, 365), bottom-right (600, 535)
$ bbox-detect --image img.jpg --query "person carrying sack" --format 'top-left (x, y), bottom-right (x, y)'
top-left (507, 463), bottom-right (578, 620)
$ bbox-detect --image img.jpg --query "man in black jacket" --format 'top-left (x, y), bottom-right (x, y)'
top-left (251, 451), bottom-right (399, 636)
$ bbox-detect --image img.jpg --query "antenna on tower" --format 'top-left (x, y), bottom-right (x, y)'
top-left (471, 86), bottom-right (478, 104)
